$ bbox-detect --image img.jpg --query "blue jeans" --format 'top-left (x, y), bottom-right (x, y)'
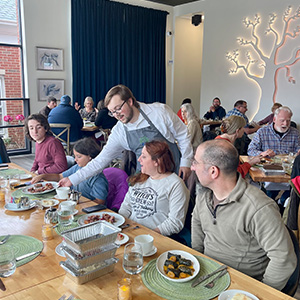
top-left (266, 190), bottom-right (290, 205)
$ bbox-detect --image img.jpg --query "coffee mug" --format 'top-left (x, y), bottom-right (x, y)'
top-left (56, 187), bottom-right (70, 199)
top-left (134, 234), bottom-right (154, 255)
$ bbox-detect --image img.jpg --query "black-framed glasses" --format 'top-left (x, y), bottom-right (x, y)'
top-left (108, 100), bottom-right (127, 117)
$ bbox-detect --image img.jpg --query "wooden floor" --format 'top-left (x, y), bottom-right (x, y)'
top-left (7, 153), bottom-right (300, 299)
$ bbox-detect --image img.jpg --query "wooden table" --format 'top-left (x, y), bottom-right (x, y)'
top-left (199, 120), bottom-right (222, 129)
top-left (0, 163), bottom-right (296, 300)
top-left (81, 125), bottom-right (99, 132)
top-left (240, 156), bottom-right (290, 183)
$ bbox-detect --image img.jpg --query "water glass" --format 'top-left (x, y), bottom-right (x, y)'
top-left (123, 243), bottom-right (143, 275)
top-left (0, 245), bottom-right (16, 278)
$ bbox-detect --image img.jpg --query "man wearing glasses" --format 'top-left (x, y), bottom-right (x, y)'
top-left (59, 84), bottom-right (193, 188)
top-left (225, 100), bottom-right (260, 154)
top-left (191, 139), bottom-right (296, 291)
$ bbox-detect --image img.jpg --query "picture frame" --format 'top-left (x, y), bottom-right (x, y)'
top-left (36, 47), bottom-right (64, 71)
top-left (38, 79), bottom-right (64, 101)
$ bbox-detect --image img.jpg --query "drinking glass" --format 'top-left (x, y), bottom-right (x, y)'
top-left (123, 243), bottom-right (143, 275)
top-left (0, 245), bottom-right (16, 278)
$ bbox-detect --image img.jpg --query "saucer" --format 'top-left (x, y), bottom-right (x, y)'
top-left (143, 246), bottom-right (157, 257)
top-left (54, 194), bottom-right (68, 200)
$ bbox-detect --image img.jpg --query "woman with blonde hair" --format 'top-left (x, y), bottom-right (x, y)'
top-left (216, 115), bottom-right (261, 178)
top-left (79, 96), bottom-right (97, 122)
top-left (181, 103), bottom-right (203, 152)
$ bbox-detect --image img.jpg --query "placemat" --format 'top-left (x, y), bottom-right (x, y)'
top-left (0, 235), bottom-right (43, 267)
top-left (12, 188), bottom-right (56, 200)
top-left (55, 214), bottom-right (84, 235)
top-left (142, 256), bottom-right (230, 300)
top-left (0, 169), bottom-right (26, 177)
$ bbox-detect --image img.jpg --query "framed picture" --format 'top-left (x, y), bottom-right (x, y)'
top-left (36, 47), bottom-right (63, 71)
top-left (38, 79), bottom-right (64, 101)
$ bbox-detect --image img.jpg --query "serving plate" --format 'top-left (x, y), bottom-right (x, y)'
top-left (77, 212), bottom-right (125, 227)
top-left (14, 174), bottom-right (32, 180)
top-left (156, 250), bottom-right (200, 283)
top-left (218, 289), bottom-right (259, 300)
top-left (5, 201), bottom-right (36, 211)
top-left (22, 181), bottom-right (58, 195)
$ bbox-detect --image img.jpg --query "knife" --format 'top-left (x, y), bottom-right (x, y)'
top-left (191, 264), bottom-right (227, 287)
top-left (12, 182), bottom-right (31, 189)
top-left (0, 278), bottom-right (6, 291)
top-left (16, 251), bottom-right (41, 262)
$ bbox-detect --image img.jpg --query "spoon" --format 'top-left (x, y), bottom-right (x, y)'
top-left (0, 235), bottom-right (10, 245)
top-left (204, 269), bottom-right (228, 288)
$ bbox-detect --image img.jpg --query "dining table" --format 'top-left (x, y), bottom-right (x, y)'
top-left (0, 163), bottom-right (296, 300)
top-left (240, 155), bottom-right (290, 183)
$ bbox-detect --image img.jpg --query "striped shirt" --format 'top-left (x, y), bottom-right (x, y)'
top-left (247, 123), bottom-right (300, 156)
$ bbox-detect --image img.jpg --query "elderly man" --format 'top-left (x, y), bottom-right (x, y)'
top-left (39, 96), bottom-right (57, 117)
top-left (59, 84), bottom-right (193, 188)
top-left (248, 106), bottom-right (300, 207)
top-left (203, 97), bottom-right (226, 120)
top-left (191, 139), bottom-right (296, 291)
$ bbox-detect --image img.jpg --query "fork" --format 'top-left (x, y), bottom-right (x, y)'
top-left (0, 235), bottom-right (10, 245)
top-left (204, 269), bottom-right (228, 288)
top-left (58, 295), bottom-right (66, 300)
top-left (66, 295), bottom-right (74, 300)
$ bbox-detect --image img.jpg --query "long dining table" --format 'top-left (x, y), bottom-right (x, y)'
top-left (0, 163), bottom-right (296, 300)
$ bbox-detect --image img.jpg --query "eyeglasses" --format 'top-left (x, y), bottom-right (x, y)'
top-left (108, 100), bottom-right (127, 117)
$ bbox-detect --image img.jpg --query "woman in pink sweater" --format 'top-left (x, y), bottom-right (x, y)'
top-left (25, 114), bottom-right (68, 174)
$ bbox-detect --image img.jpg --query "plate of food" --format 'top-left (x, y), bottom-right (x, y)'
top-left (218, 289), bottom-right (259, 300)
top-left (156, 250), bottom-right (200, 282)
top-left (115, 233), bottom-right (129, 245)
top-left (41, 199), bottom-right (59, 208)
top-left (14, 173), bottom-right (32, 180)
top-left (22, 182), bottom-right (58, 195)
top-left (77, 212), bottom-right (125, 227)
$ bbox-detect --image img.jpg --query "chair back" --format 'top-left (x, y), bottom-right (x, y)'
top-left (103, 167), bottom-right (128, 212)
top-left (0, 137), bottom-right (10, 163)
top-left (281, 226), bottom-right (300, 296)
top-left (49, 123), bottom-right (71, 155)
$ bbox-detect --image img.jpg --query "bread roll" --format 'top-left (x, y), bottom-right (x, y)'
top-left (232, 293), bottom-right (253, 300)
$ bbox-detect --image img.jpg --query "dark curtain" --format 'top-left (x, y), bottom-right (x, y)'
top-left (71, 0), bottom-right (168, 107)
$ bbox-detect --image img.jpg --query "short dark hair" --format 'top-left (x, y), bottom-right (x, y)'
top-left (200, 139), bottom-right (239, 175)
top-left (73, 137), bottom-right (101, 158)
top-left (25, 114), bottom-right (52, 141)
top-left (104, 84), bottom-right (139, 108)
top-left (47, 96), bottom-right (57, 104)
top-left (213, 97), bottom-right (220, 102)
top-left (234, 100), bottom-right (247, 107)
top-left (181, 98), bottom-right (192, 105)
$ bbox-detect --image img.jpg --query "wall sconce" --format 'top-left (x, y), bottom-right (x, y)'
top-left (192, 15), bottom-right (202, 26)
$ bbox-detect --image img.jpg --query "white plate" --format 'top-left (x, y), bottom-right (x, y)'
top-left (218, 289), bottom-right (259, 300)
top-left (41, 199), bottom-right (59, 208)
top-left (144, 246), bottom-right (157, 257)
top-left (77, 212), bottom-right (125, 227)
top-left (14, 174), bottom-right (32, 180)
top-left (22, 181), bottom-right (58, 195)
top-left (156, 250), bottom-right (200, 283)
top-left (5, 201), bottom-right (36, 211)
top-left (115, 233), bottom-right (129, 245)
top-left (55, 243), bottom-right (65, 257)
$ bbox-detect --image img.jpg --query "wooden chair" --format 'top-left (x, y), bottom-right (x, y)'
top-left (49, 123), bottom-right (71, 155)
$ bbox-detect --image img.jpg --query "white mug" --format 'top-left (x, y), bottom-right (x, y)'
top-left (134, 234), bottom-right (154, 255)
top-left (56, 187), bottom-right (70, 199)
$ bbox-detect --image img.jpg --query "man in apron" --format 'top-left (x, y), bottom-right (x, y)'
top-left (60, 85), bottom-right (193, 188)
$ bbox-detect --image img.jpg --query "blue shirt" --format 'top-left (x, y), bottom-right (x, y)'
top-left (203, 106), bottom-right (226, 120)
top-left (247, 123), bottom-right (300, 156)
top-left (225, 108), bottom-right (249, 127)
top-left (63, 164), bottom-right (108, 202)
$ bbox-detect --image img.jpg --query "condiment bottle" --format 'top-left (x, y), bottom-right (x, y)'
top-left (42, 224), bottom-right (54, 241)
top-left (118, 278), bottom-right (132, 300)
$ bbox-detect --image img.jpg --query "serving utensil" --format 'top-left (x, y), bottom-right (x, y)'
top-left (204, 269), bottom-right (228, 288)
top-left (16, 251), bottom-right (41, 262)
top-left (0, 235), bottom-right (10, 245)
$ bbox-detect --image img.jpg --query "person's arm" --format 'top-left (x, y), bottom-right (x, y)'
top-left (203, 111), bottom-right (212, 119)
top-left (191, 195), bottom-right (205, 253)
top-left (157, 177), bottom-right (190, 236)
top-left (42, 140), bottom-right (68, 174)
top-left (118, 189), bottom-right (132, 219)
top-left (244, 125), bottom-right (260, 135)
top-left (31, 173), bottom-right (62, 184)
top-left (251, 204), bottom-right (297, 290)
top-left (247, 130), bottom-right (264, 156)
top-left (66, 124), bottom-right (128, 186)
